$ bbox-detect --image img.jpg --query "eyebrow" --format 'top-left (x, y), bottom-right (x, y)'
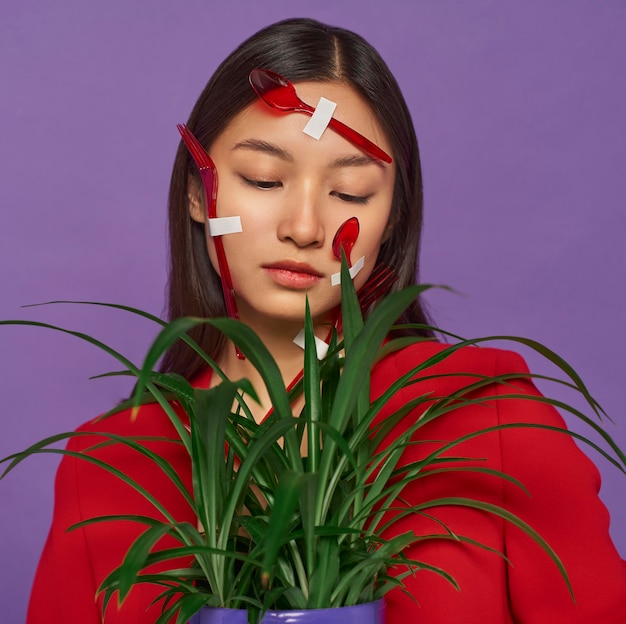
top-left (328, 154), bottom-right (378, 169)
top-left (232, 139), bottom-right (381, 168)
top-left (232, 139), bottom-right (294, 162)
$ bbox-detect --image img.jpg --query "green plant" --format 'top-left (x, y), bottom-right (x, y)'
top-left (2, 259), bottom-right (625, 624)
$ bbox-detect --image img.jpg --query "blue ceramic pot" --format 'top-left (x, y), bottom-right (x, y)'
top-left (190, 600), bottom-right (385, 624)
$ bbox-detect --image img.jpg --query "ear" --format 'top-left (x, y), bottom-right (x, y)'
top-left (187, 175), bottom-right (206, 224)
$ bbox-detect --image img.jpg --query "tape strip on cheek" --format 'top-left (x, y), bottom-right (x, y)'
top-left (292, 329), bottom-right (330, 360)
top-left (331, 255), bottom-right (366, 286)
top-left (302, 97), bottom-right (337, 140)
top-left (207, 216), bottom-right (243, 236)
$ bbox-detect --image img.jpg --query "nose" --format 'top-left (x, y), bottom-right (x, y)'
top-left (276, 181), bottom-right (325, 248)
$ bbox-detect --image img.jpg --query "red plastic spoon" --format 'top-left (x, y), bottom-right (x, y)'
top-left (249, 69), bottom-right (392, 164)
top-left (332, 217), bottom-right (360, 267)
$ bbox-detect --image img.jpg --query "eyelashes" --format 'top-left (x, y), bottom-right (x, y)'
top-left (330, 191), bottom-right (371, 205)
top-left (241, 177), bottom-right (371, 205)
top-left (242, 177), bottom-right (281, 190)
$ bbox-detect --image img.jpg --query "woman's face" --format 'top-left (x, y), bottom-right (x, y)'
top-left (189, 80), bottom-right (395, 330)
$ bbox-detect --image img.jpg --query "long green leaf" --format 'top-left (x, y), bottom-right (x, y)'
top-left (261, 470), bottom-right (311, 584)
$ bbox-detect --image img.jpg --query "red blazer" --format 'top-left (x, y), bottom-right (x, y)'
top-left (28, 342), bottom-right (626, 623)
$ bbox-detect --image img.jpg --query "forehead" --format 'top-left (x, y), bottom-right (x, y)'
top-left (216, 80), bottom-right (392, 158)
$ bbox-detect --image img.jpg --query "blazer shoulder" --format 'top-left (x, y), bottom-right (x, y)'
top-left (373, 339), bottom-right (530, 381)
top-left (66, 400), bottom-right (187, 456)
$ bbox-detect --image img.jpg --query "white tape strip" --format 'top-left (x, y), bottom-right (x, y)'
top-left (207, 216), bottom-right (243, 236)
top-left (302, 97), bottom-right (337, 140)
top-left (293, 329), bottom-right (330, 360)
top-left (331, 255), bottom-right (366, 286)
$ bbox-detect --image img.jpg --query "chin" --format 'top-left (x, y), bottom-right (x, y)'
top-left (238, 301), bottom-right (339, 331)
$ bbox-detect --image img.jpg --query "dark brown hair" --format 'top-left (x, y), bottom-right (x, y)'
top-left (161, 18), bottom-right (433, 379)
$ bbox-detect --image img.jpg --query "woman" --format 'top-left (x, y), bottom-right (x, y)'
top-left (28, 18), bottom-right (626, 623)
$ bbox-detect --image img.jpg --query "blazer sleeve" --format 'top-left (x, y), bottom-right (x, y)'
top-left (376, 343), bottom-right (626, 623)
top-left (27, 431), bottom-right (101, 623)
top-left (27, 407), bottom-right (195, 623)
top-left (493, 349), bottom-right (626, 622)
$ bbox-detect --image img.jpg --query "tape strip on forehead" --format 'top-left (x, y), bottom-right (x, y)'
top-left (208, 216), bottom-right (243, 236)
top-left (302, 97), bottom-right (337, 140)
top-left (292, 329), bottom-right (330, 360)
top-left (331, 255), bottom-right (365, 286)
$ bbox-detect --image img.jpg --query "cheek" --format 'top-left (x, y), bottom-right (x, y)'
top-left (207, 179), bottom-right (270, 277)
top-left (352, 212), bottom-right (392, 258)
top-left (348, 206), bottom-right (392, 285)
top-left (345, 231), bottom-right (386, 293)
top-left (215, 177), bottom-right (279, 236)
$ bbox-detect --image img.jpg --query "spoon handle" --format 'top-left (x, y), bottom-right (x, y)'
top-left (326, 117), bottom-right (392, 164)
top-left (296, 98), bottom-right (391, 163)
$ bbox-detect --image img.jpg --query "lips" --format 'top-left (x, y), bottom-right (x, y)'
top-left (263, 261), bottom-right (324, 289)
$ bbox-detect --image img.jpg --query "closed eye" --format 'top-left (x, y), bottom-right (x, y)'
top-left (242, 177), bottom-right (282, 190)
top-left (331, 191), bottom-right (371, 205)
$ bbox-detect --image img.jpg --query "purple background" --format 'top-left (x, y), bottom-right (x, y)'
top-left (1, 1), bottom-right (624, 620)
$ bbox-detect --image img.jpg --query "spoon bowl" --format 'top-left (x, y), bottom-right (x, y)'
top-left (332, 217), bottom-right (360, 267)
top-left (249, 68), bottom-right (310, 112)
